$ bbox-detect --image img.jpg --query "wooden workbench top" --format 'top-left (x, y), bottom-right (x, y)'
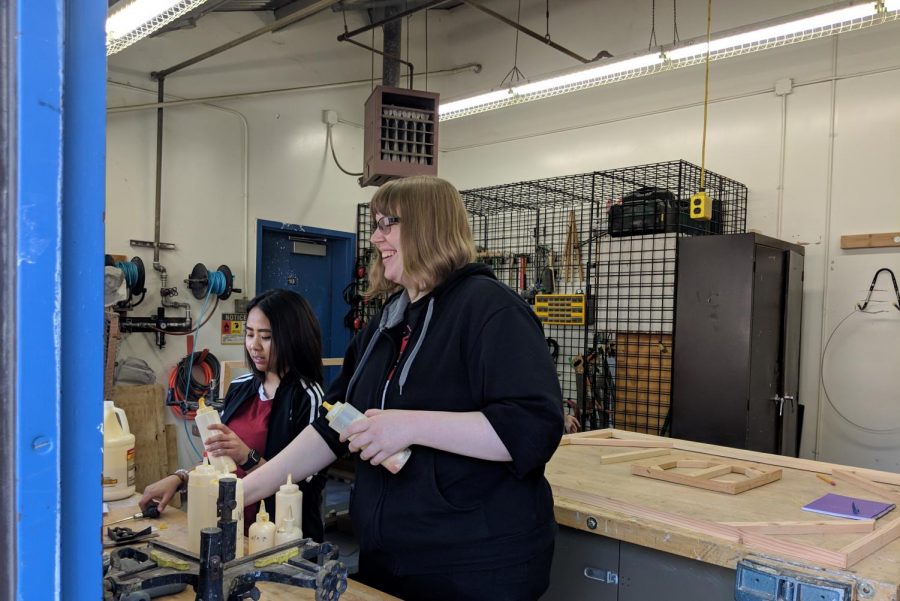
top-left (547, 430), bottom-right (900, 601)
top-left (104, 497), bottom-right (397, 601)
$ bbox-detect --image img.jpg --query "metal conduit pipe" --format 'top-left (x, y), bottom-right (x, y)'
top-left (153, 77), bottom-right (164, 265)
top-left (106, 63), bottom-right (481, 113)
top-left (108, 81), bottom-right (251, 298)
top-left (382, 5), bottom-right (402, 88)
top-left (153, 0), bottom-right (342, 80)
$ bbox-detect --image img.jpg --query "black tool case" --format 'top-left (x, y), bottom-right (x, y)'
top-left (608, 186), bottom-right (722, 237)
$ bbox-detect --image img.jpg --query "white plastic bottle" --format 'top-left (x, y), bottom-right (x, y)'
top-left (186, 458), bottom-right (218, 554)
top-left (193, 397), bottom-right (237, 474)
top-left (322, 401), bottom-right (412, 473)
top-left (273, 506), bottom-right (303, 546)
top-left (102, 401), bottom-right (136, 501)
top-left (248, 506), bottom-right (276, 554)
top-left (275, 475), bottom-right (303, 540)
top-left (214, 473), bottom-right (245, 558)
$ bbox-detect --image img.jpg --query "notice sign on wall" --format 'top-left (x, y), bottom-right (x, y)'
top-left (221, 313), bottom-right (247, 345)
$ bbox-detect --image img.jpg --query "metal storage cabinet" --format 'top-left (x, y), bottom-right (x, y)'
top-left (671, 233), bottom-right (804, 456)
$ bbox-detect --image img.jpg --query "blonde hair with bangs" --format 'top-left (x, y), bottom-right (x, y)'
top-left (367, 176), bottom-right (476, 297)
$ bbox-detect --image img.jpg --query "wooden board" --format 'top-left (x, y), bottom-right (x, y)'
top-left (632, 459), bottom-right (782, 494)
top-left (110, 384), bottom-right (168, 494)
top-left (548, 429), bottom-right (900, 600)
top-left (165, 424), bottom-right (181, 508)
top-left (599, 448), bottom-right (670, 464)
top-left (577, 429), bottom-right (900, 486)
top-left (721, 519), bottom-right (875, 535)
top-left (612, 332), bottom-right (672, 434)
top-left (840, 232), bottom-right (900, 249)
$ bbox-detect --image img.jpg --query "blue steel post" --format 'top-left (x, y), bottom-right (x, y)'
top-left (16, 0), bottom-right (106, 598)
top-left (16, 0), bottom-right (64, 598)
top-left (60, 0), bottom-right (106, 598)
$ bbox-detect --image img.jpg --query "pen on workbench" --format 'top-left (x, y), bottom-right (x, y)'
top-left (851, 501), bottom-right (860, 515)
top-left (816, 473), bottom-right (836, 486)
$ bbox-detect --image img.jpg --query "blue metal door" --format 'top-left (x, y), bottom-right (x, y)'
top-left (256, 221), bottom-right (355, 385)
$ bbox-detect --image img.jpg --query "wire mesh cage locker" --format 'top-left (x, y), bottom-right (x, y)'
top-left (352, 161), bottom-right (747, 435)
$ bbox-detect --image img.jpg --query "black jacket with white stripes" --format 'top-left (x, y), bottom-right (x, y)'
top-left (221, 370), bottom-right (325, 542)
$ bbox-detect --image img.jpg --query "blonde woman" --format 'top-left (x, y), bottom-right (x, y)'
top-left (244, 176), bottom-right (563, 600)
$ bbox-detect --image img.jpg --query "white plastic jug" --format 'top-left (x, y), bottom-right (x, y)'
top-left (102, 401), bottom-right (136, 501)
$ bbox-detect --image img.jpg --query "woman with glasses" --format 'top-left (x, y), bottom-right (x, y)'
top-left (244, 176), bottom-right (563, 600)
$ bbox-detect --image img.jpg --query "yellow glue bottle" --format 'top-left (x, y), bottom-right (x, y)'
top-left (322, 401), bottom-right (412, 474)
top-left (186, 458), bottom-right (218, 555)
top-left (248, 506), bottom-right (276, 554)
top-left (194, 397), bottom-right (237, 474)
top-left (273, 506), bottom-right (303, 546)
top-left (275, 475), bottom-right (303, 540)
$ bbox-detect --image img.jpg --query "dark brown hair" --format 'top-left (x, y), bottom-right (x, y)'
top-left (244, 289), bottom-right (323, 384)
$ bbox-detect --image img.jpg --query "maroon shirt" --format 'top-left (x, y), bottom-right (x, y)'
top-left (228, 384), bottom-right (272, 525)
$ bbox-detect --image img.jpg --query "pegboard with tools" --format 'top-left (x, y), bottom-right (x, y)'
top-left (355, 161), bottom-right (747, 434)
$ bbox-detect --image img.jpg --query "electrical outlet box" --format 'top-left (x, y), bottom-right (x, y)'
top-left (690, 190), bottom-right (712, 221)
top-left (322, 109), bottom-right (338, 125)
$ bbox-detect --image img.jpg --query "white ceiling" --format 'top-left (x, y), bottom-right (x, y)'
top-left (107, 0), bottom-right (833, 103)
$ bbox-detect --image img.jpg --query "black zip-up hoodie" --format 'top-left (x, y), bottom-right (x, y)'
top-left (221, 371), bottom-right (326, 542)
top-left (313, 263), bottom-right (563, 575)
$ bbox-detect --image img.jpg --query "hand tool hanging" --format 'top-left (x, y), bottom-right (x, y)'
top-left (563, 209), bottom-right (585, 283)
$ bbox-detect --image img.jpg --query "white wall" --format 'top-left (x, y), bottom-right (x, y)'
top-left (106, 1), bottom-right (900, 471)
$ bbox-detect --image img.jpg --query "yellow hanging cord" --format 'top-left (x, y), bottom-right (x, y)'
top-left (699, 0), bottom-right (712, 191)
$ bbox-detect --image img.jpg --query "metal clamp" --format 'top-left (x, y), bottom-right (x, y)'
top-left (584, 567), bottom-right (618, 584)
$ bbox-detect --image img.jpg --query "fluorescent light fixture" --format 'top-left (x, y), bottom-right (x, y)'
top-left (440, 0), bottom-right (900, 121)
top-left (107, 0), bottom-right (212, 56)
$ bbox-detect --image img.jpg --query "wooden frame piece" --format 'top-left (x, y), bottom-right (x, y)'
top-left (841, 518), bottom-right (900, 567)
top-left (831, 470), bottom-right (900, 506)
top-left (632, 459), bottom-right (782, 494)
top-left (570, 429), bottom-right (900, 486)
top-left (599, 448), bottom-right (670, 464)
top-left (721, 519), bottom-right (876, 535)
top-left (561, 430), bottom-right (673, 448)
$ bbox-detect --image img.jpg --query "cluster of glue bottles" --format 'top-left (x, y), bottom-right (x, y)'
top-left (186, 396), bottom-right (413, 557)
top-left (186, 398), bottom-right (304, 556)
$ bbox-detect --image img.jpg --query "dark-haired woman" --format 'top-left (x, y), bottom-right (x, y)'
top-left (139, 289), bottom-right (326, 541)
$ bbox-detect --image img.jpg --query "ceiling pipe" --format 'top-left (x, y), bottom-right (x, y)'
top-left (462, 0), bottom-right (611, 64)
top-left (343, 37), bottom-right (415, 88)
top-left (336, 0), bottom-right (446, 41)
top-left (106, 63), bottom-right (481, 113)
top-left (152, 0), bottom-right (342, 80)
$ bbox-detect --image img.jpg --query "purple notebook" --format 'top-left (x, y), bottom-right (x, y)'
top-left (802, 493), bottom-right (895, 520)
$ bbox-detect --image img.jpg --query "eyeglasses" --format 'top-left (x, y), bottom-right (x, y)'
top-left (374, 215), bottom-right (401, 235)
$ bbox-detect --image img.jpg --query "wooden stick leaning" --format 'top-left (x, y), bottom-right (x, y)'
top-left (831, 469), bottom-right (900, 505)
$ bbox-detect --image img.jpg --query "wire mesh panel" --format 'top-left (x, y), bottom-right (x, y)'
top-left (590, 161), bottom-right (746, 433)
top-left (353, 161), bottom-right (747, 435)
